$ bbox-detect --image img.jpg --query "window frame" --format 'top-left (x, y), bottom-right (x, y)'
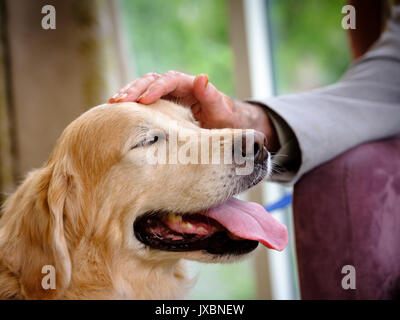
top-left (227, 0), bottom-right (299, 300)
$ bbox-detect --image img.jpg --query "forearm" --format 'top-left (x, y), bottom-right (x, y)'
top-left (232, 100), bottom-right (280, 152)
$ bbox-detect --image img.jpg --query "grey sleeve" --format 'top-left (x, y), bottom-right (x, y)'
top-left (249, 5), bottom-right (400, 185)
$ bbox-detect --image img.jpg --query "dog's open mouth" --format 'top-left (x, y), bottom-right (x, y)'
top-left (134, 198), bottom-right (288, 255)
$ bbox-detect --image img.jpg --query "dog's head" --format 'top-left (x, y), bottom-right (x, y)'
top-left (0, 100), bottom-right (288, 298)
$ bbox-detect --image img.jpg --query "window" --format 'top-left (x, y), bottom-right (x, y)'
top-left (120, 0), bottom-right (235, 96)
top-left (269, 0), bottom-right (350, 94)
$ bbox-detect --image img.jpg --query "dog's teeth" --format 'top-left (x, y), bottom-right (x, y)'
top-left (168, 214), bottom-right (182, 223)
top-left (182, 222), bottom-right (194, 229)
top-left (197, 226), bottom-right (207, 233)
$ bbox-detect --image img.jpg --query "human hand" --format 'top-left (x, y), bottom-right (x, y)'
top-left (109, 71), bottom-right (280, 151)
top-left (109, 71), bottom-right (239, 129)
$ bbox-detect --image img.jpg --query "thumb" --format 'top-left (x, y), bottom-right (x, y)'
top-left (193, 74), bottom-right (226, 110)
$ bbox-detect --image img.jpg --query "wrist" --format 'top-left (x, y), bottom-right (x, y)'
top-left (233, 100), bottom-right (280, 152)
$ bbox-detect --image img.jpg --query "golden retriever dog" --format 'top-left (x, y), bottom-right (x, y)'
top-left (0, 100), bottom-right (288, 299)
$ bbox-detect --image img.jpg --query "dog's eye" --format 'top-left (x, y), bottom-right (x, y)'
top-left (146, 135), bottom-right (159, 145)
top-left (130, 134), bottom-right (162, 150)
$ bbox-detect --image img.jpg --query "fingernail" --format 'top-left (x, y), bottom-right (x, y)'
top-left (201, 74), bottom-right (209, 88)
top-left (108, 92), bottom-right (119, 103)
top-left (204, 74), bottom-right (209, 86)
top-left (115, 92), bottom-right (128, 102)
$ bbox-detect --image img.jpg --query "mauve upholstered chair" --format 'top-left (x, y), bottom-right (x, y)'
top-left (293, 137), bottom-right (400, 299)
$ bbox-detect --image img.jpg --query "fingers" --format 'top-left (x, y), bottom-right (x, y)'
top-left (108, 71), bottom-right (226, 115)
top-left (138, 71), bottom-right (195, 105)
top-left (193, 74), bottom-right (226, 109)
top-left (108, 72), bottom-right (160, 103)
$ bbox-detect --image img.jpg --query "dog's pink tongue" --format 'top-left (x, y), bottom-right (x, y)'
top-left (203, 198), bottom-right (288, 251)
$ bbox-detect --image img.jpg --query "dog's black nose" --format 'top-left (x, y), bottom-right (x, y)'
top-left (240, 131), bottom-right (269, 164)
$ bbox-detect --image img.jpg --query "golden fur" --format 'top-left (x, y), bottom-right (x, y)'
top-left (0, 100), bottom-right (263, 299)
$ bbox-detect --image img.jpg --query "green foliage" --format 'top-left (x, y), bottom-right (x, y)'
top-left (269, 0), bottom-right (350, 93)
top-left (121, 0), bottom-right (234, 96)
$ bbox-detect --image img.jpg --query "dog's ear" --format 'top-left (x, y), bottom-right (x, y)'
top-left (0, 164), bottom-right (72, 299)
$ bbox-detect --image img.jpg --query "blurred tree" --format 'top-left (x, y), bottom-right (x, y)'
top-left (269, 0), bottom-right (350, 93)
top-left (121, 0), bottom-right (234, 96)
